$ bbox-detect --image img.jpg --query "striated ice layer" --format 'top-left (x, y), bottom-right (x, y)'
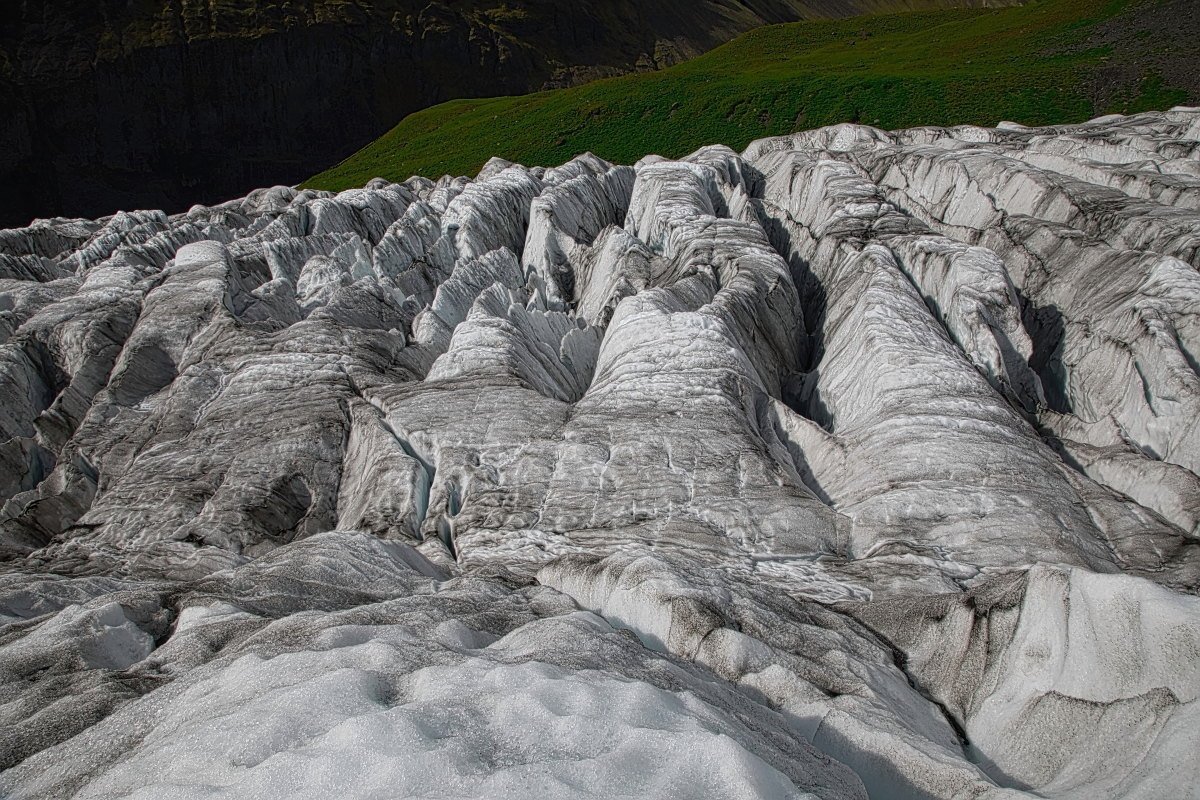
top-left (1, 109), bottom-right (1199, 799)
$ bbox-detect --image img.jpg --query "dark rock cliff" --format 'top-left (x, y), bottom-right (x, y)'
top-left (0, 0), bottom-right (1011, 226)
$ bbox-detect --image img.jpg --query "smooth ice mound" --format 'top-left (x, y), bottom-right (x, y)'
top-left (83, 652), bottom-right (820, 800)
top-left (1, 108), bottom-right (1200, 799)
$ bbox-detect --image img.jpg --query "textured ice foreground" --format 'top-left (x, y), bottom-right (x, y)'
top-left (1, 109), bottom-right (1200, 799)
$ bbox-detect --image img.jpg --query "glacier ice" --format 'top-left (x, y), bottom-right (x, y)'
top-left (1, 108), bottom-right (1199, 799)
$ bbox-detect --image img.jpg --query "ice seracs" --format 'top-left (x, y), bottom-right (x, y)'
top-left (1, 108), bottom-right (1199, 799)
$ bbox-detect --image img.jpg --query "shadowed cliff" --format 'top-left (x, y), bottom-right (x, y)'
top-left (0, 0), bottom-right (1014, 227)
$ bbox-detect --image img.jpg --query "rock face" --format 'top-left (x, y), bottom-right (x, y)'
top-left (1, 108), bottom-right (1199, 799)
top-left (0, 0), bottom-right (1017, 228)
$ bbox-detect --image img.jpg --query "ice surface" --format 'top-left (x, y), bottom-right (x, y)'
top-left (1, 109), bottom-right (1199, 799)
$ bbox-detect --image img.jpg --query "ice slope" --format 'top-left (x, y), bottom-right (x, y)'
top-left (1, 108), bottom-right (1199, 799)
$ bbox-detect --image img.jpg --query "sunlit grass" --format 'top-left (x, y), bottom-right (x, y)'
top-left (306, 0), bottom-right (1190, 190)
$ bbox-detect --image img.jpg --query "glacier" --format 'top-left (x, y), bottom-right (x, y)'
top-left (1, 108), bottom-right (1199, 799)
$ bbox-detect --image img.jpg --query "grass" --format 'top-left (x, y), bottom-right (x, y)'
top-left (305, 0), bottom-right (1195, 190)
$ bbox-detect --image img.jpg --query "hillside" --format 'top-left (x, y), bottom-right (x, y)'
top-left (307, 0), bottom-right (1200, 191)
top-left (0, 0), bottom-right (1011, 227)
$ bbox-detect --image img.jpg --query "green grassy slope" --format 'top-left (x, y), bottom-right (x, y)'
top-left (306, 0), bottom-right (1198, 190)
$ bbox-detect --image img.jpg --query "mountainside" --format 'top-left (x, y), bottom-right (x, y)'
top-left (0, 0), bottom-right (1012, 227)
top-left (309, 0), bottom-right (1200, 191)
top-left (1, 107), bottom-right (1199, 798)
